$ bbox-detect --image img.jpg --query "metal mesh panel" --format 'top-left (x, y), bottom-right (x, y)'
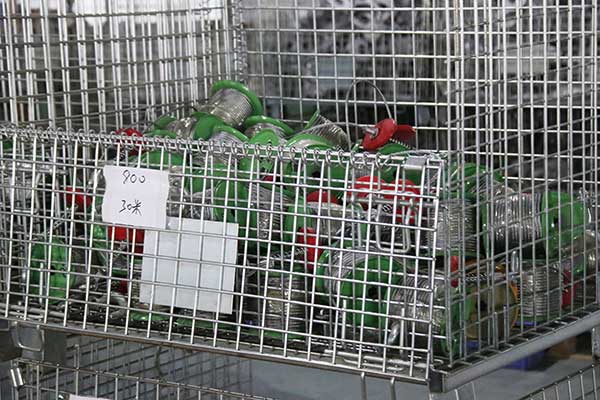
top-left (520, 363), bottom-right (600, 400)
top-left (0, 0), bottom-right (599, 392)
top-left (0, 0), bottom-right (240, 131)
top-left (3, 335), bottom-right (263, 400)
top-left (0, 127), bottom-right (443, 382)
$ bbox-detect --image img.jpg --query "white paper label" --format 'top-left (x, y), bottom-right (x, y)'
top-left (70, 396), bottom-right (109, 400)
top-left (140, 218), bottom-right (238, 314)
top-left (101, 165), bottom-right (169, 229)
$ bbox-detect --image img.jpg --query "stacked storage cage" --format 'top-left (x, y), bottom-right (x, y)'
top-left (2, 335), bottom-right (263, 399)
top-left (0, 0), bottom-right (598, 398)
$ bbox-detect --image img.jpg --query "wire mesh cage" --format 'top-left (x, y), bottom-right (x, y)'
top-left (0, 0), bottom-right (599, 393)
top-left (520, 363), bottom-right (600, 400)
top-left (1, 335), bottom-right (264, 400)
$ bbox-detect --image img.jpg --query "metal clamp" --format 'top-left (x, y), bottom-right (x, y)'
top-left (13, 322), bottom-right (45, 353)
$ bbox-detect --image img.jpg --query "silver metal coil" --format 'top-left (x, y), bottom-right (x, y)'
top-left (490, 192), bottom-right (543, 256)
top-left (473, 177), bottom-right (514, 198)
top-left (256, 254), bottom-right (306, 333)
top-left (384, 275), bottom-right (447, 345)
top-left (427, 197), bottom-right (477, 255)
top-left (200, 88), bottom-right (253, 128)
top-left (244, 123), bottom-right (288, 141)
top-left (516, 262), bottom-right (562, 320)
top-left (307, 114), bottom-right (349, 150)
top-left (242, 185), bottom-right (290, 241)
top-left (194, 129), bottom-right (247, 166)
top-left (163, 116), bottom-right (198, 140)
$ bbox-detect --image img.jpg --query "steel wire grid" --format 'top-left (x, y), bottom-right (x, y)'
top-left (0, 0), bottom-right (242, 132)
top-left (0, 0), bottom-right (599, 393)
top-left (0, 127), bottom-right (444, 383)
top-left (2, 335), bottom-right (263, 400)
top-left (520, 363), bottom-right (600, 400)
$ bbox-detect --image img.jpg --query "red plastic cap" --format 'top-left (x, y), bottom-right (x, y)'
top-left (561, 270), bottom-right (578, 307)
top-left (297, 227), bottom-right (322, 272)
top-left (450, 256), bottom-right (459, 288)
top-left (107, 226), bottom-right (145, 253)
top-left (117, 127), bottom-right (142, 137)
top-left (65, 186), bottom-right (93, 209)
top-left (307, 190), bottom-right (339, 205)
top-left (362, 118), bottom-right (397, 151)
top-left (394, 124), bottom-right (416, 143)
top-left (382, 179), bottom-right (421, 224)
top-left (117, 280), bottom-right (129, 295)
top-left (348, 176), bottom-right (385, 210)
top-left (117, 127), bottom-right (144, 155)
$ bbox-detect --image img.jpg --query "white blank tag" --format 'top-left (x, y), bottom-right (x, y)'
top-left (140, 218), bottom-right (238, 314)
top-left (101, 165), bottom-right (169, 230)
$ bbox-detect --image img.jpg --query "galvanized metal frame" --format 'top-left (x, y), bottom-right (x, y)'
top-left (1, 0), bottom-right (599, 394)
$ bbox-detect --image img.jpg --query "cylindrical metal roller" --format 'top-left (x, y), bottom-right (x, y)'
top-left (214, 181), bottom-right (292, 244)
top-left (162, 116), bottom-right (198, 140)
top-left (200, 80), bottom-right (263, 128)
top-left (304, 111), bottom-right (349, 150)
top-left (255, 255), bottom-right (306, 334)
top-left (484, 192), bottom-right (590, 259)
top-left (516, 262), bottom-right (562, 322)
top-left (382, 274), bottom-right (459, 356)
top-left (490, 193), bottom-right (543, 256)
top-left (244, 115), bottom-right (293, 141)
top-left (193, 125), bottom-right (249, 166)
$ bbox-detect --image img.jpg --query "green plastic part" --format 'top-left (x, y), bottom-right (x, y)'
top-left (211, 80), bottom-right (263, 116)
top-left (130, 310), bottom-right (170, 323)
top-left (244, 115), bottom-right (294, 137)
top-left (213, 180), bottom-right (279, 242)
top-left (541, 192), bottom-right (588, 259)
top-left (190, 112), bottom-right (223, 140)
top-left (377, 143), bottom-right (420, 183)
top-left (282, 133), bottom-right (335, 186)
top-left (481, 191), bottom-right (588, 258)
top-left (2, 139), bottom-right (12, 152)
top-left (315, 248), bottom-right (401, 331)
top-left (447, 162), bottom-right (504, 196)
top-left (240, 129), bottom-right (282, 174)
top-left (286, 133), bottom-right (333, 148)
top-left (304, 110), bottom-right (321, 129)
top-left (133, 150), bottom-right (184, 168)
top-left (212, 124), bottom-right (250, 143)
top-left (153, 115), bottom-right (177, 129)
top-left (29, 239), bottom-right (76, 302)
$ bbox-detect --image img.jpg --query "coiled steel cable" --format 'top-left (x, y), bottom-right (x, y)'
top-left (385, 275), bottom-right (447, 346)
top-left (200, 88), bottom-right (253, 128)
top-left (163, 116), bottom-right (198, 140)
top-left (517, 262), bottom-right (561, 321)
top-left (428, 197), bottom-right (477, 255)
top-left (306, 113), bottom-right (350, 150)
top-left (245, 122), bottom-right (289, 141)
top-left (256, 255), bottom-right (306, 333)
top-left (490, 193), bottom-right (543, 255)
